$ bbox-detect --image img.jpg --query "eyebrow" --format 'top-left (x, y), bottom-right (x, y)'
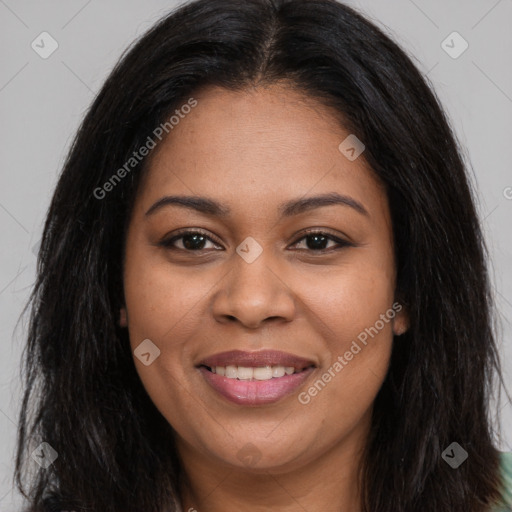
top-left (145, 192), bottom-right (369, 218)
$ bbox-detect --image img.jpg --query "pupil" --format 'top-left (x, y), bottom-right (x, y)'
top-left (307, 234), bottom-right (327, 250)
top-left (183, 234), bottom-right (206, 250)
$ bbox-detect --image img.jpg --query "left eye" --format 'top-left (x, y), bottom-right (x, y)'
top-left (290, 231), bottom-right (351, 252)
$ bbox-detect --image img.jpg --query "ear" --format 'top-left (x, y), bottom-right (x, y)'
top-left (119, 307), bottom-right (128, 327)
top-left (392, 302), bottom-right (409, 336)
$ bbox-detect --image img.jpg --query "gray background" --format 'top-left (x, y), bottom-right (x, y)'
top-left (1, 0), bottom-right (511, 509)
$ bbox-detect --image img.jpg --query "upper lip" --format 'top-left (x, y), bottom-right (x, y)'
top-left (198, 350), bottom-right (316, 370)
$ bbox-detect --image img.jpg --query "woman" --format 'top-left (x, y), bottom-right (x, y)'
top-left (14, 0), bottom-right (512, 510)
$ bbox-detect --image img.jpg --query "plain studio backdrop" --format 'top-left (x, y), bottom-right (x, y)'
top-left (0, 0), bottom-right (511, 509)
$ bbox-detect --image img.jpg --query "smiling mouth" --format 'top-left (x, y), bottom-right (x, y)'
top-left (196, 349), bottom-right (317, 405)
top-left (201, 364), bottom-right (314, 381)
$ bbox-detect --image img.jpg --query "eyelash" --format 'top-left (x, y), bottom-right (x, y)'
top-left (159, 228), bottom-right (353, 254)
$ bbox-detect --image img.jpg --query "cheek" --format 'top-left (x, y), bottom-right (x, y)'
top-left (295, 254), bottom-right (395, 393)
top-left (298, 254), bottom-right (396, 335)
top-left (123, 248), bottom-right (211, 345)
top-left (122, 252), bottom-right (202, 421)
top-left (297, 268), bottom-right (395, 421)
top-left (122, 249), bottom-right (222, 417)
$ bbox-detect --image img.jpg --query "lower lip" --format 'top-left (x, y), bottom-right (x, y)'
top-left (198, 366), bottom-right (315, 406)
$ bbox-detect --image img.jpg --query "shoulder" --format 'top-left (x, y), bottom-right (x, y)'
top-left (496, 451), bottom-right (512, 511)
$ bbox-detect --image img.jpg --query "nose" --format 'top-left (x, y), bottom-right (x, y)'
top-left (211, 250), bottom-right (296, 329)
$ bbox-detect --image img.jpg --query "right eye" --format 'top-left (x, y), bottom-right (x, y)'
top-left (159, 229), bottom-right (224, 252)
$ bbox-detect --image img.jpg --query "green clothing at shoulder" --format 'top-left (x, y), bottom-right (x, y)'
top-left (494, 451), bottom-right (512, 511)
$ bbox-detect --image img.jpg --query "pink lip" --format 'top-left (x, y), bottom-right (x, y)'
top-left (198, 349), bottom-right (315, 370)
top-left (196, 350), bottom-right (317, 406)
top-left (198, 366), bottom-right (315, 406)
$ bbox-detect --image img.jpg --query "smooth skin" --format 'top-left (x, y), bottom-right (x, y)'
top-left (120, 82), bottom-right (409, 512)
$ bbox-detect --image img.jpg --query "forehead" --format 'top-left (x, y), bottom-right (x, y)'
top-left (135, 84), bottom-right (387, 219)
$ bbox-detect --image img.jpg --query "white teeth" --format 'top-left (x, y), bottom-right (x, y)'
top-left (225, 365), bottom-right (237, 378)
top-left (253, 366), bottom-right (273, 380)
top-left (237, 366), bottom-right (254, 380)
top-left (209, 365), bottom-right (304, 380)
top-left (272, 366), bottom-right (285, 378)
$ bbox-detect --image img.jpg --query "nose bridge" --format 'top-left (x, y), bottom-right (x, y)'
top-left (211, 240), bottom-right (295, 328)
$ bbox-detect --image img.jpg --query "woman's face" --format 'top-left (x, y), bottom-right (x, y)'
top-left (121, 83), bottom-right (408, 473)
